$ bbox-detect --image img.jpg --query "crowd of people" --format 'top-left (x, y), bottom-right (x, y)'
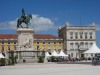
top-left (47, 57), bottom-right (81, 62)
top-left (46, 56), bottom-right (100, 66)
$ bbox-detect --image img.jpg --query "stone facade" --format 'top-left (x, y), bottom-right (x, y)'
top-left (0, 34), bottom-right (63, 51)
top-left (0, 22), bottom-right (96, 59)
top-left (58, 22), bottom-right (96, 58)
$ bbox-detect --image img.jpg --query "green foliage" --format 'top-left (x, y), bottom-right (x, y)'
top-left (8, 59), bottom-right (12, 65)
top-left (0, 58), bottom-right (5, 66)
top-left (50, 56), bottom-right (55, 62)
top-left (8, 56), bottom-right (17, 65)
top-left (14, 56), bottom-right (17, 63)
top-left (80, 57), bottom-right (86, 60)
top-left (12, 57), bottom-right (15, 64)
top-left (38, 56), bottom-right (44, 63)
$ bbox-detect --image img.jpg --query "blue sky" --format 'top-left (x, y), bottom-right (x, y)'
top-left (0, 0), bottom-right (100, 46)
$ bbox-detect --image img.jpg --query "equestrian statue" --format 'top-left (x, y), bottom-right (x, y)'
top-left (17, 9), bottom-right (32, 28)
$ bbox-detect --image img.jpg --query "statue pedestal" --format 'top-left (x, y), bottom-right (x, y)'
top-left (16, 28), bottom-right (38, 63)
top-left (17, 28), bottom-right (34, 50)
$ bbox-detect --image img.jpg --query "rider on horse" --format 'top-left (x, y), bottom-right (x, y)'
top-left (21, 8), bottom-right (26, 22)
top-left (17, 9), bottom-right (32, 28)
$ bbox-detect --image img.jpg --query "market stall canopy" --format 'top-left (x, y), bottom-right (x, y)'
top-left (0, 53), bottom-right (5, 58)
top-left (45, 52), bottom-right (52, 57)
top-left (51, 50), bottom-right (59, 56)
top-left (58, 50), bottom-right (68, 57)
top-left (84, 43), bottom-right (100, 54)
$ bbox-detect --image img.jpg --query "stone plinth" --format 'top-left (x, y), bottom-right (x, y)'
top-left (17, 28), bottom-right (34, 50)
top-left (16, 28), bottom-right (38, 63)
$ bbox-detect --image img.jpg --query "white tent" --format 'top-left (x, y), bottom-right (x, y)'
top-left (58, 50), bottom-right (68, 57)
top-left (0, 53), bottom-right (5, 58)
top-left (44, 52), bottom-right (52, 63)
top-left (45, 52), bottom-right (52, 57)
top-left (51, 50), bottom-right (59, 56)
top-left (84, 43), bottom-right (100, 54)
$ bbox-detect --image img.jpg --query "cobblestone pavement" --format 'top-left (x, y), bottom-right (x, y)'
top-left (0, 63), bottom-right (100, 75)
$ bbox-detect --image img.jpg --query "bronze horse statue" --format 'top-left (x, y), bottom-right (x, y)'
top-left (17, 9), bottom-right (32, 28)
top-left (17, 14), bottom-right (32, 28)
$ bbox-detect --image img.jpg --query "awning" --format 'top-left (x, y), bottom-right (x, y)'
top-left (84, 43), bottom-right (100, 54)
top-left (0, 53), bottom-right (5, 58)
top-left (58, 50), bottom-right (68, 57)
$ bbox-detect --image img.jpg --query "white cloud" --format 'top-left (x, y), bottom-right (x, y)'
top-left (0, 21), bottom-right (16, 30)
top-left (0, 14), bottom-right (58, 32)
top-left (96, 24), bottom-right (100, 31)
top-left (89, 23), bottom-right (100, 31)
top-left (30, 14), bottom-right (57, 31)
top-left (82, 23), bottom-right (99, 31)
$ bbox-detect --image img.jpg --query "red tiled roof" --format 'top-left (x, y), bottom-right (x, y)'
top-left (34, 34), bottom-right (61, 39)
top-left (0, 34), bottom-right (61, 39)
top-left (0, 34), bottom-right (17, 39)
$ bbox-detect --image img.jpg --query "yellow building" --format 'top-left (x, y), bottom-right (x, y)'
top-left (0, 34), bottom-right (63, 52)
top-left (34, 34), bottom-right (63, 51)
